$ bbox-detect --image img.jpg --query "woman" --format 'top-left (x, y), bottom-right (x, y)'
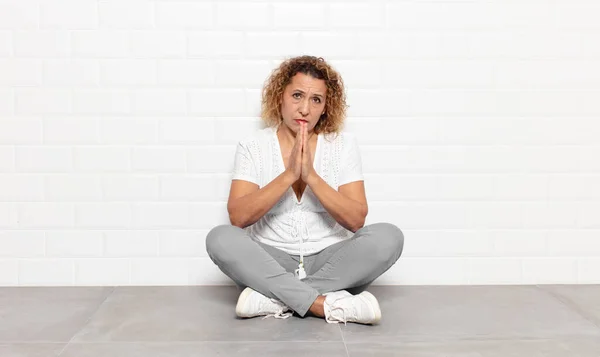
top-left (206, 56), bottom-right (404, 325)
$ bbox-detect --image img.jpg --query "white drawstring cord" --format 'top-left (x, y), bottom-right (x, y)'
top-left (293, 208), bottom-right (307, 279)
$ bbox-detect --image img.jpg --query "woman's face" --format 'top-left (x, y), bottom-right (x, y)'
top-left (280, 72), bottom-right (327, 135)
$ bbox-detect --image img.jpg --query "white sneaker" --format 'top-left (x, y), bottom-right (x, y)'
top-left (323, 290), bottom-right (382, 325)
top-left (235, 287), bottom-right (293, 320)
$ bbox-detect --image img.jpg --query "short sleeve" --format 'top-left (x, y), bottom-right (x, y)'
top-left (231, 141), bottom-right (259, 185)
top-left (338, 133), bottom-right (364, 186)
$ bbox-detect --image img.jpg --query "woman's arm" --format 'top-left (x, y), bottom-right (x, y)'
top-left (227, 171), bottom-right (296, 229)
top-left (306, 173), bottom-right (368, 233)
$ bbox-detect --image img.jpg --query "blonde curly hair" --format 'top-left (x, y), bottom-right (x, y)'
top-left (261, 55), bottom-right (347, 135)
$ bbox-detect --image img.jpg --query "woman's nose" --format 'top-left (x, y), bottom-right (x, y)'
top-left (299, 98), bottom-right (309, 115)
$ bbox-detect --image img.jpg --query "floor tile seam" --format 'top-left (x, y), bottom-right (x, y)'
top-left (49, 340), bottom-right (348, 344)
top-left (342, 336), bottom-right (600, 348)
top-left (535, 285), bottom-right (600, 331)
top-left (338, 324), bottom-right (350, 357)
top-left (0, 342), bottom-right (67, 345)
top-left (6, 336), bottom-right (597, 345)
top-left (339, 331), bottom-right (600, 344)
top-left (56, 286), bottom-right (117, 357)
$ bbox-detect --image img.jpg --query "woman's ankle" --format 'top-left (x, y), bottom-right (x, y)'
top-left (308, 295), bottom-right (326, 318)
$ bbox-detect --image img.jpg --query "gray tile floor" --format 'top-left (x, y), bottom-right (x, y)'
top-left (1, 285), bottom-right (600, 356)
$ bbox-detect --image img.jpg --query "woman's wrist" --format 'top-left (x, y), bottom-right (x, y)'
top-left (282, 169), bottom-right (297, 186)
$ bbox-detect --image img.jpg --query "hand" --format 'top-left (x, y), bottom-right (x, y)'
top-left (285, 122), bottom-right (303, 181)
top-left (301, 122), bottom-right (316, 183)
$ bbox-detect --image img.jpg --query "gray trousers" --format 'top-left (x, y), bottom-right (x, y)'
top-left (206, 222), bottom-right (404, 317)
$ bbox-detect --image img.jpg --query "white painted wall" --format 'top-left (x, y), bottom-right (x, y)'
top-left (0, 0), bottom-right (599, 286)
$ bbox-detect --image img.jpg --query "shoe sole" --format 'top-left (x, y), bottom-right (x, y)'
top-left (359, 291), bottom-right (382, 324)
top-left (235, 287), bottom-right (255, 318)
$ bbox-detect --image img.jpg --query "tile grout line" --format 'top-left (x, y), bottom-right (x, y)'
top-left (56, 286), bottom-right (117, 357)
top-left (339, 324), bottom-right (350, 357)
top-left (535, 285), bottom-right (600, 332)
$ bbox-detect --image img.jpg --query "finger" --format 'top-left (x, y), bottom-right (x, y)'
top-left (303, 123), bottom-right (307, 146)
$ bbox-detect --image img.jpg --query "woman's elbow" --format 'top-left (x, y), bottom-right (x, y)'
top-left (227, 205), bottom-right (244, 229)
top-left (352, 206), bottom-right (368, 232)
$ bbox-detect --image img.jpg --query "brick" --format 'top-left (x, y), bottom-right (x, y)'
top-left (45, 231), bottom-right (104, 257)
top-left (159, 230), bottom-right (209, 257)
top-left (131, 89), bottom-right (187, 115)
top-left (18, 259), bottom-right (74, 286)
top-left (216, 3), bottom-right (269, 29)
top-left (130, 258), bottom-right (191, 285)
top-left (100, 118), bottom-right (157, 145)
top-left (0, 118), bottom-right (42, 144)
top-left (71, 31), bottom-right (130, 58)
top-left (98, 0), bottom-right (154, 29)
top-left (272, 3), bottom-right (325, 29)
top-left (214, 60), bottom-right (271, 88)
top-left (0, 231), bottom-right (45, 258)
top-left (43, 59), bottom-right (99, 86)
top-left (74, 147), bottom-right (131, 172)
top-left (132, 203), bottom-right (189, 228)
top-left (16, 146), bottom-right (73, 173)
top-left (43, 118), bottom-right (100, 144)
top-left (75, 259), bottom-right (130, 285)
top-left (522, 258), bottom-right (578, 284)
top-left (19, 202), bottom-right (75, 228)
top-left (186, 146), bottom-right (236, 174)
top-left (468, 258), bottom-right (522, 284)
top-left (0, 59), bottom-right (42, 86)
top-left (44, 175), bottom-right (103, 201)
top-left (75, 203), bottom-right (131, 228)
top-left (0, 31), bottom-right (10, 56)
top-left (0, 89), bottom-right (14, 114)
top-left (158, 118), bottom-right (215, 144)
top-left (0, 175), bottom-right (44, 201)
top-left (246, 32), bottom-right (302, 58)
top-left (189, 89), bottom-right (245, 116)
top-left (0, 2), bottom-right (39, 29)
top-left (522, 202), bottom-right (578, 229)
top-left (329, 3), bottom-right (383, 28)
top-left (131, 147), bottom-right (186, 172)
top-left (99, 59), bottom-right (156, 86)
top-left (103, 174), bottom-right (159, 201)
top-left (16, 88), bottom-right (71, 115)
top-left (104, 230), bottom-right (158, 257)
top-left (159, 175), bottom-right (223, 201)
top-left (14, 30), bottom-right (70, 57)
top-left (157, 60), bottom-right (215, 86)
top-left (0, 147), bottom-right (14, 173)
top-left (155, 2), bottom-right (213, 29)
top-left (40, 0), bottom-right (97, 29)
top-left (188, 31), bottom-right (244, 58)
top-left (131, 31), bottom-right (186, 58)
top-left (72, 89), bottom-right (130, 115)
top-left (189, 203), bottom-right (230, 229)
top-left (0, 259), bottom-right (18, 285)
top-left (0, 203), bottom-right (19, 228)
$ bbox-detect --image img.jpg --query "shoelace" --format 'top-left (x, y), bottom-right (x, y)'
top-left (261, 298), bottom-right (293, 320)
top-left (325, 296), bottom-right (355, 325)
top-left (262, 310), bottom-right (293, 320)
top-left (326, 305), bottom-right (348, 325)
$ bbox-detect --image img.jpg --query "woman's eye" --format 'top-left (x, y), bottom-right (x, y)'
top-left (313, 97), bottom-right (321, 104)
top-left (292, 93), bottom-right (301, 99)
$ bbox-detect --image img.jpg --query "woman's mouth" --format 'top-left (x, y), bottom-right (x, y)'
top-left (294, 119), bottom-right (307, 125)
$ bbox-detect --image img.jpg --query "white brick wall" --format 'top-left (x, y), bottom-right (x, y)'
top-left (0, 0), bottom-right (599, 286)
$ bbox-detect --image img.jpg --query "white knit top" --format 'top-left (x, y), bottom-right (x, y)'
top-left (230, 124), bottom-right (364, 256)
